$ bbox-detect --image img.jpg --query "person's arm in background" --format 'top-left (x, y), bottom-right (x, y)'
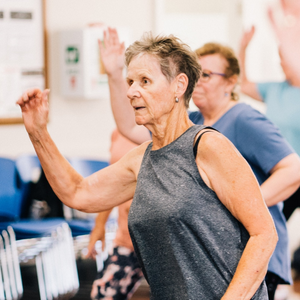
top-left (237, 110), bottom-right (300, 207)
top-left (99, 27), bottom-right (150, 144)
top-left (268, 0), bottom-right (300, 87)
top-left (238, 26), bottom-right (264, 101)
top-left (86, 209), bottom-right (112, 259)
top-left (261, 153), bottom-right (300, 207)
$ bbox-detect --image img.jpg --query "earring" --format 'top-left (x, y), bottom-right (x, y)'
top-left (225, 92), bottom-right (229, 97)
top-left (175, 97), bottom-right (179, 103)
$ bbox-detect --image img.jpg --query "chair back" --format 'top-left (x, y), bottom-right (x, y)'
top-left (0, 157), bottom-right (23, 221)
top-left (69, 158), bottom-right (109, 178)
top-left (66, 158), bottom-right (109, 225)
top-left (14, 154), bottom-right (41, 218)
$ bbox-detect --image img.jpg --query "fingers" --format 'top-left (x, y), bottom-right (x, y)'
top-left (42, 89), bottom-right (50, 103)
top-left (108, 27), bottom-right (120, 45)
top-left (16, 88), bottom-right (43, 106)
top-left (102, 27), bottom-right (121, 50)
top-left (245, 26), bottom-right (255, 41)
top-left (120, 42), bottom-right (125, 55)
top-left (86, 247), bottom-right (97, 260)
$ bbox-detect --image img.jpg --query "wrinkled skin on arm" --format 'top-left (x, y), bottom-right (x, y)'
top-left (16, 88), bottom-right (147, 213)
top-left (196, 130), bottom-right (278, 300)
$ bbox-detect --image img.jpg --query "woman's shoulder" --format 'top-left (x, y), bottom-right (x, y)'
top-left (115, 141), bottom-right (152, 180)
top-left (196, 129), bottom-right (228, 155)
top-left (122, 140), bottom-right (152, 163)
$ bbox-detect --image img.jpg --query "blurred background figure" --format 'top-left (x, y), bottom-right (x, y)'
top-left (87, 129), bottom-right (144, 300)
top-left (239, 1), bottom-right (300, 298)
top-left (239, 25), bottom-right (300, 222)
top-left (268, 0), bottom-right (300, 86)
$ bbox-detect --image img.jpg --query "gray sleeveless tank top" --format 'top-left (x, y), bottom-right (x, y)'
top-left (128, 125), bottom-right (268, 300)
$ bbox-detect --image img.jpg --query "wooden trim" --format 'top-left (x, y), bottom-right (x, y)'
top-left (42, 0), bottom-right (48, 89)
top-left (0, 118), bottom-right (23, 125)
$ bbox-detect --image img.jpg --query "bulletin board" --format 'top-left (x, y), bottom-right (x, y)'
top-left (0, 0), bottom-right (46, 124)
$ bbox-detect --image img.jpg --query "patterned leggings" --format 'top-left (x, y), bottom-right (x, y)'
top-left (91, 246), bottom-right (144, 300)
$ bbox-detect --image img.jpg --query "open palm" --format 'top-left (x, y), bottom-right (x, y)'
top-left (99, 27), bottom-right (125, 76)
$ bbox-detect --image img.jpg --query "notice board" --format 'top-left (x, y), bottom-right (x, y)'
top-left (0, 0), bottom-right (46, 124)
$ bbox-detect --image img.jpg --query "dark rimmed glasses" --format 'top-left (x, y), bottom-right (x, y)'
top-left (200, 70), bottom-right (226, 82)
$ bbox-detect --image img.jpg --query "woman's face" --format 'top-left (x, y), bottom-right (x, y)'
top-left (126, 53), bottom-right (177, 126)
top-left (192, 54), bottom-right (230, 111)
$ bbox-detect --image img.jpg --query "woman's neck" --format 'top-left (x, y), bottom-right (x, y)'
top-left (149, 105), bottom-right (193, 150)
top-left (201, 100), bottom-right (237, 126)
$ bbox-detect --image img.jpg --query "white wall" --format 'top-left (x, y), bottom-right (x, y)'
top-left (242, 0), bottom-right (284, 82)
top-left (0, 0), bottom-right (279, 160)
top-left (0, 0), bottom-right (154, 160)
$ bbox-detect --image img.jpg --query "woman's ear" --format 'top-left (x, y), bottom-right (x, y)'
top-left (175, 73), bottom-right (189, 97)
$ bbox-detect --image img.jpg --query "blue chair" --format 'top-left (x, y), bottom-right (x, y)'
top-left (15, 154), bottom-right (41, 219)
top-left (11, 155), bottom-right (66, 238)
top-left (0, 155), bottom-right (65, 236)
top-left (0, 155), bottom-right (79, 299)
top-left (69, 158), bottom-right (109, 178)
top-left (0, 157), bottom-right (23, 222)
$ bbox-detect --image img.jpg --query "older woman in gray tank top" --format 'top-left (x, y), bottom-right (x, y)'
top-left (17, 33), bottom-right (277, 299)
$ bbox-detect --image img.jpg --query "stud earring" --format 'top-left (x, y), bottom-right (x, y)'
top-left (225, 92), bottom-right (229, 97)
top-left (175, 97), bottom-right (179, 103)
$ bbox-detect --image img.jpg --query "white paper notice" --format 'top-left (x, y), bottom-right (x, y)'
top-left (0, 0), bottom-right (45, 119)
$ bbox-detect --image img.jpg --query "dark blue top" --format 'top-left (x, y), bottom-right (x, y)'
top-left (189, 103), bottom-right (294, 284)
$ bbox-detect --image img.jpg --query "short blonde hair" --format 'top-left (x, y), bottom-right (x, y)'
top-left (195, 43), bottom-right (240, 101)
top-left (125, 33), bottom-right (202, 108)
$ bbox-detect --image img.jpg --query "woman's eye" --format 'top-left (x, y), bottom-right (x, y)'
top-left (142, 79), bottom-right (149, 84)
top-left (202, 73), bottom-right (210, 78)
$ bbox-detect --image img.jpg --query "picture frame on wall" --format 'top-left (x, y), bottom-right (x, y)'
top-left (0, 0), bottom-right (47, 124)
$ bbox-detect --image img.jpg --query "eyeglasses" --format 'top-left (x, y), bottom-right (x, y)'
top-left (199, 70), bottom-right (226, 82)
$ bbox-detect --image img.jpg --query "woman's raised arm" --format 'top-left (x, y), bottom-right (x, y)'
top-left (99, 28), bottom-right (151, 144)
top-left (17, 88), bottom-right (142, 213)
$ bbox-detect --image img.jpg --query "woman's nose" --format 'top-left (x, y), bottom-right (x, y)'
top-left (127, 82), bottom-right (140, 99)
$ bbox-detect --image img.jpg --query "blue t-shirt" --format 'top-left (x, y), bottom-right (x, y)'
top-left (257, 81), bottom-right (300, 156)
top-left (189, 103), bottom-right (294, 284)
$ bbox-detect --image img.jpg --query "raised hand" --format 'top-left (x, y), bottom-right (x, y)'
top-left (239, 26), bottom-right (255, 52)
top-left (238, 26), bottom-right (255, 75)
top-left (99, 27), bottom-right (125, 77)
top-left (268, 0), bottom-right (300, 85)
top-left (16, 88), bottom-right (50, 136)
